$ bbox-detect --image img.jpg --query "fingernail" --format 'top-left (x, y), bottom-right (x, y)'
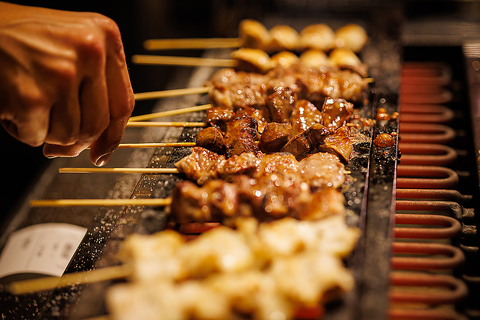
top-left (95, 152), bottom-right (112, 167)
top-left (46, 155), bottom-right (58, 159)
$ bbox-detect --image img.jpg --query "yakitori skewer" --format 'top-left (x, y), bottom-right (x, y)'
top-left (115, 142), bottom-right (195, 149)
top-left (143, 20), bottom-right (368, 53)
top-left (126, 121), bottom-right (207, 128)
top-left (134, 87), bottom-right (211, 101)
top-left (132, 55), bottom-right (236, 68)
top-left (59, 168), bottom-right (179, 174)
top-left (128, 104), bottom-right (211, 122)
top-left (10, 265), bottom-right (131, 295)
top-left (30, 198), bottom-right (172, 207)
top-left (144, 38), bottom-right (243, 50)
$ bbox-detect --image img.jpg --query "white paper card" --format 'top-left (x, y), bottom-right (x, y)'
top-left (0, 223), bottom-right (87, 278)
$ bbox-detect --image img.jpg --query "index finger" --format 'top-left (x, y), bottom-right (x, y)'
top-left (88, 17), bottom-right (135, 167)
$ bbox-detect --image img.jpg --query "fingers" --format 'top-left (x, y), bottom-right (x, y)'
top-left (88, 18), bottom-right (134, 167)
top-left (44, 34), bottom-right (110, 159)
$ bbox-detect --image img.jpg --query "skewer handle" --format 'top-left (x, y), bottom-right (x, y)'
top-left (10, 265), bottom-right (131, 295)
top-left (30, 198), bottom-right (172, 207)
top-left (59, 167), bottom-right (179, 174)
top-left (128, 104), bottom-right (211, 122)
top-left (144, 38), bottom-right (243, 50)
top-left (132, 55), bottom-right (237, 67)
top-left (134, 87), bottom-right (211, 101)
top-left (116, 142), bottom-right (196, 149)
top-left (126, 121), bottom-right (206, 128)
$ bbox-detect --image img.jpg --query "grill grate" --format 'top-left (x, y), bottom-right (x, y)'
top-left (392, 61), bottom-right (478, 319)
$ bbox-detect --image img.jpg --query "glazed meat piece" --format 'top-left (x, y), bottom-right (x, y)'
top-left (281, 123), bottom-right (330, 160)
top-left (298, 152), bottom-right (346, 190)
top-left (280, 133), bottom-right (312, 160)
top-left (268, 25), bottom-right (300, 52)
top-left (296, 68), bottom-right (367, 104)
top-left (259, 122), bottom-right (292, 153)
top-left (318, 126), bottom-right (353, 163)
top-left (196, 127), bottom-right (226, 155)
top-left (236, 106), bottom-right (269, 133)
top-left (321, 97), bottom-right (354, 130)
top-left (231, 48), bottom-right (273, 74)
top-left (290, 99), bottom-right (323, 136)
top-left (175, 147), bottom-right (226, 185)
top-left (219, 152), bottom-right (260, 179)
top-left (265, 86), bottom-right (297, 123)
top-left (253, 153), bottom-right (298, 177)
top-left (170, 180), bottom-right (240, 224)
top-left (299, 24), bottom-right (336, 51)
top-left (206, 106), bottom-right (235, 131)
top-left (207, 68), bottom-right (268, 110)
top-left (224, 115), bottom-right (260, 157)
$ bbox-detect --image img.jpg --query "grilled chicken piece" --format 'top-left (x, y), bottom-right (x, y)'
top-left (231, 48), bottom-right (273, 74)
top-left (175, 147), bottom-right (226, 185)
top-left (170, 172), bottom-right (346, 224)
top-left (281, 123), bottom-right (330, 160)
top-left (239, 19), bottom-right (271, 52)
top-left (224, 115), bottom-right (260, 157)
top-left (318, 126), bottom-right (353, 163)
top-left (196, 127), bottom-right (226, 155)
top-left (269, 25), bottom-right (300, 52)
top-left (175, 147), bottom-right (261, 185)
top-left (271, 51), bottom-right (300, 69)
top-left (220, 152), bottom-right (260, 179)
top-left (335, 23), bottom-right (368, 52)
top-left (207, 65), bottom-right (368, 110)
top-left (171, 180), bottom-right (240, 224)
top-left (253, 153), bottom-right (298, 177)
top-left (259, 122), bottom-right (292, 153)
top-left (299, 24), bottom-right (336, 52)
top-left (298, 152), bottom-right (347, 190)
top-left (206, 106), bottom-right (235, 131)
top-left (265, 86), bottom-right (297, 123)
top-left (280, 133), bottom-right (312, 160)
top-left (296, 67), bottom-right (367, 104)
top-left (329, 48), bottom-right (363, 68)
top-left (290, 99), bottom-right (323, 136)
top-left (236, 106), bottom-right (268, 134)
top-left (299, 49), bottom-right (330, 68)
top-left (321, 97), bottom-right (354, 130)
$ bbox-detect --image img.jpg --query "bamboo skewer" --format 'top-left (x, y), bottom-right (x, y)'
top-left (128, 104), bottom-right (211, 122)
top-left (132, 54), bottom-right (237, 67)
top-left (116, 142), bottom-right (196, 149)
top-left (134, 86), bottom-right (211, 101)
top-left (59, 167), bottom-right (179, 174)
top-left (30, 198), bottom-right (172, 207)
top-left (127, 121), bottom-right (206, 128)
top-left (144, 38), bottom-right (243, 50)
top-left (9, 265), bottom-right (131, 295)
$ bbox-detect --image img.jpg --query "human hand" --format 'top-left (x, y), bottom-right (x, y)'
top-left (0, 2), bottom-right (135, 166)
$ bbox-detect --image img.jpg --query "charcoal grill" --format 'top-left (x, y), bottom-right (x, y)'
top-left (1, 2), bottom-right (479, 320)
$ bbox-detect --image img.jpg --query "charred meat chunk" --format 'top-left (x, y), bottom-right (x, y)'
top-left (298, 152), bottom-right (346, 190)
top-left (265, 86), bottom-right (297, 123)
top-left (321, 97), bottom-right (353, 130)
top-left (290, 99), bottom-right (323, 136)
top-left (170, 180), bottom-right (239, 224)
top-left (196, 127), bottom-right (226, 155)
top-left (259, 122), bottom-right (292, 153)
top-left (280, 132), bottom-right (313, 160)
top-left (281, 123), bottom-right (330, 160)
top-left (175, 147), bottom-right (226, 185)
top-left (235, 106), bottom-right (269, 134)
top-left (224, 115), bottom-right (260, 158)
top-left (206, 106), bottom-right (235, 131)
top-left (318, 126), bottom-right (352, 163)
